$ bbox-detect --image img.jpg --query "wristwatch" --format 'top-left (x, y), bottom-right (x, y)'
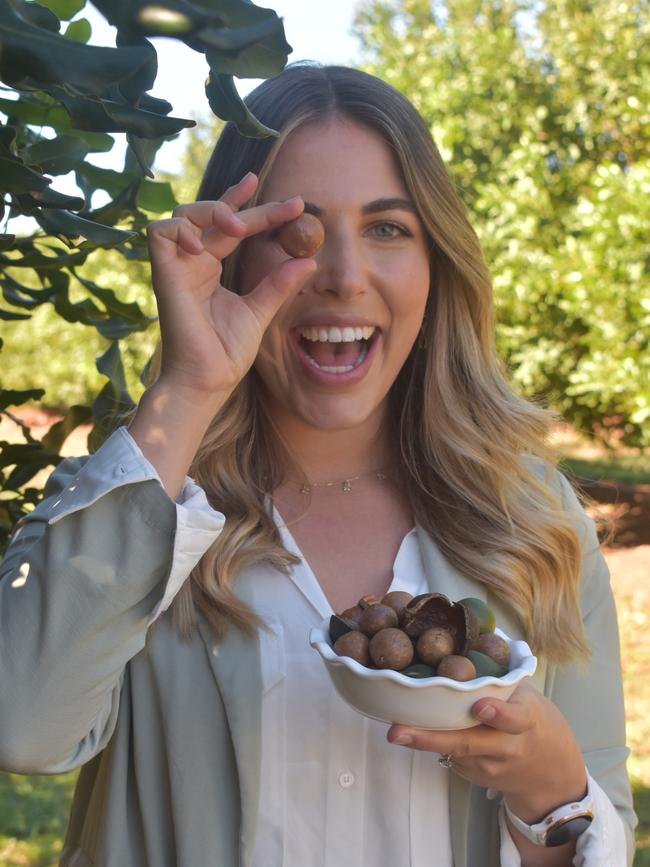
top-left (504, 791), bottom-right (594, 847)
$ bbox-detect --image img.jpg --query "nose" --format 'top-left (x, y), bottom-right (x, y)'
top-left (307, 225), bottom-right (366, 300)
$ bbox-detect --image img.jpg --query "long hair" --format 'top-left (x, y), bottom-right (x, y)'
top-left (170, 63), bottom-right (587, 663)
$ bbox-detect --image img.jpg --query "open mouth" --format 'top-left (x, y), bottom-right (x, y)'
top-left (296, 325), bottom-right (378, 374)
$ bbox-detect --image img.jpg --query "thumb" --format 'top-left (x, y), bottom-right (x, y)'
top-left (244, 257), bottom-right (317, 329)
top-left (471, 685), bottom-right (536, 735)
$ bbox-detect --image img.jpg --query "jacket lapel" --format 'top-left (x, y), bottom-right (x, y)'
top-left (196, 571), bottom-right (264, 867)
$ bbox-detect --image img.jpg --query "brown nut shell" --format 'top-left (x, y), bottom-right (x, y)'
top-left (437, 654), bottom-right (477, 681)
top-left (333, 630), bottom-right (370, 667)
top-left (339, 604), bottom-right (364, 628)
top-left (471, 633), bottom-right (510, 668)
top-left (358, 603), bottom-right (398, 637)
top-left (381, 590), bottom-right (413, 619)
top-left (277, 213), bottom-right (324, 258)
top-left (401, 592), bottom-right (473, 653)
top-left (416, 627), bottom-right (456, 667)
top-left (369, 627), bottom-right (414, 670)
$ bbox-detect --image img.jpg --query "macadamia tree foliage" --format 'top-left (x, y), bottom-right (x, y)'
top-left (0, 0), bottom-right (292, 550)
top-left (355, 0), bottom-right (650, 449)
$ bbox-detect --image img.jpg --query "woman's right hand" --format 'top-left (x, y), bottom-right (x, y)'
top-left (146, 172), bottom-right (316, 410)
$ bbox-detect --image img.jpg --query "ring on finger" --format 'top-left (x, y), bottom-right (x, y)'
top-left (438, 753), bottom-right (454, 770)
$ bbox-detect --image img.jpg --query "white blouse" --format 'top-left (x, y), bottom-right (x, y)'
top-left (249, 511), bottom-right (453, 867)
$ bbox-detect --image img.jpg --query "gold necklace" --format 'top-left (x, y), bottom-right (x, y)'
top-left (299, 470), bottom-right (388, 494)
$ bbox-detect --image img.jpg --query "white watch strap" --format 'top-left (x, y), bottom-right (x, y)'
top-left (505, 792), bottom-right (594, 846)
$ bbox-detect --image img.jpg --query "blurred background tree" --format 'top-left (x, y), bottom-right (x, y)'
top-left (355, 0), bottom-right (650, 448)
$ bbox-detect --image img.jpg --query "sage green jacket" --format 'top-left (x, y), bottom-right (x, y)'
top-left (0, 448), bottom-right (636, 866)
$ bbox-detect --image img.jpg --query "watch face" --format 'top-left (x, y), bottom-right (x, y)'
top-left (546, 814), bottom-right (593, 847)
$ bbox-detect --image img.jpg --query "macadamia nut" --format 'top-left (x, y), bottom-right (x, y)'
top-left (277, 213), bottom-right (324, 258)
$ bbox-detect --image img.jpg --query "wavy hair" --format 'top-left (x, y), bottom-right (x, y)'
top-left (168, 63), bottom-right (587, 663)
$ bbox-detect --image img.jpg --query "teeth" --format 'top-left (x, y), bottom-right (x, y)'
top-left (298, 325), bottom-right (376, 342)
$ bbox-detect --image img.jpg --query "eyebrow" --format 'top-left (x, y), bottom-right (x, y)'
top-left (303, 197), bottom-right (417, 217)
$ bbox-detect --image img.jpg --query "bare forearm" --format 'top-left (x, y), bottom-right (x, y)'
top-left (128, 380), bottom-right (228, 500)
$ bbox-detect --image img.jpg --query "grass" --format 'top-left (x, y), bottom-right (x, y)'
top-left (561, 456), bottom-right (650, 486)
top-left (550, 423), bottom-right (650, 485)
top-left (0, 772), bottom-right (76, 866)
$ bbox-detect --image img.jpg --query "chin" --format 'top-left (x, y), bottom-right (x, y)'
top-left (290, 394), bottom-right (386, 433)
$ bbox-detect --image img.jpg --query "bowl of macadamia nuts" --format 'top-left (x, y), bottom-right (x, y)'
top-left (309, 592), bottom-right (537, 730)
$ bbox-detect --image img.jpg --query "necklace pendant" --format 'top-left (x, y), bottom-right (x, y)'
top-left (300, 483), bottom-right (311, 495)
top-left (342, 479), bottom-right (352, 492)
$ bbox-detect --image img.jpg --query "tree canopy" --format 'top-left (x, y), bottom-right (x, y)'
top-left (0, 0), bottom-right (291, 549)
top-left (355, 0), bottom-right (649, 448)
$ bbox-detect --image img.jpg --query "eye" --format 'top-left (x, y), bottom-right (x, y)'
top-left (369, 221), bottom-right (412, 239)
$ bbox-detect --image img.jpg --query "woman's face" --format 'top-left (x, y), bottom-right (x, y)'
top-left (240, 117), bottom-right (431, 435)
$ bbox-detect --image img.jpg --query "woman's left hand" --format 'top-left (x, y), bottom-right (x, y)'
top-left (387, 681), bottom-right (587, 822)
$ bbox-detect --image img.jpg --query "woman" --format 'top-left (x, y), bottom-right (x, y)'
top-left (0, 64), bottom-right (636, 866)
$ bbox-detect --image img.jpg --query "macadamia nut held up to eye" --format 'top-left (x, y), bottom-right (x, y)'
top-left (277, 212), bottom-right (325, 258)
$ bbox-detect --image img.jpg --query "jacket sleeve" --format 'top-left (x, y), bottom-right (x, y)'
top-left (544, 472), bottom-right (637, 864)
top-left (0, 428), bottom-right (223, 775)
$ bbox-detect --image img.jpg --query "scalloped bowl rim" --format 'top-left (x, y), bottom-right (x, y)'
top-left (309, 621), bottom-right (537, 689)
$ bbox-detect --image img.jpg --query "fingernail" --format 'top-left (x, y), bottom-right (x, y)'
top-left (392, 733), bottom-right (412, 745)
top-left (477, 704), bottom-right (496, 721)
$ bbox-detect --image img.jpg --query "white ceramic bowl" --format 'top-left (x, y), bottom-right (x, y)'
top-left (309, 620), bottom-right (537, 730)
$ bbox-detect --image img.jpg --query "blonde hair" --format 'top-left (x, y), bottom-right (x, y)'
top-left (168, 64), bottom-right (587, 663)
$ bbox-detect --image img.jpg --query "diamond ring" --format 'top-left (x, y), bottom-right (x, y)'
top-left (438, 753), bottom-right (454, 770)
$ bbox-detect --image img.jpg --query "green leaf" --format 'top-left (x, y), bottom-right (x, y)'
top-left (127, 132), bottom-right (155, 177)
top-left (202, 17), bottom-right (291, 78)
top-left (0, 156), bottom-right (51, 193)
top-left (64, 16), bottom-right (91, 42)
top-left (18, 1), bottom-right (60, 33)
top-left (73, 271), bottom-right (154, 324)
top-left (36, 209), bottom-right (138, 246)
top-left (63, 128), bottom-right (115, 153)
top-left (0, 307), bottom-right (30, 320)
top-left (53, 88), bottom-right (195, 137)
top-left (30, 186), bottom-right (85, 210)
top-left (52, 282), bottom-right (103, 325)
top-left (91, 343), bottom-right (137, 437)
top-left (0, 95), bottom-right (70, 128)
top-left (0, 246), bottom-right (88, 269)
top-left (37, 0), bottom-right (86, 20)
top-left (75, 162), bottom-right (137, 198)
top-left (0, 389), bottom-right (45, 411)
top-left (41, 404), bottom-right (92, 452)
top-left (96, 340), bottom-right (132, 396)
top-left (0, 2), bottom-right (156, 95)
top-left (96, 316), bottom-right (148, 339)
top-left (4, 446), bottom-right (61, 488)
top-left (205, 73), bottom-right (277, 137)
top-left (23, 134), bottom-right (90, 175)
top-left (1, 272), bottom-right (57, 307)
top-left (137, 178), bottom-right (177, 212)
